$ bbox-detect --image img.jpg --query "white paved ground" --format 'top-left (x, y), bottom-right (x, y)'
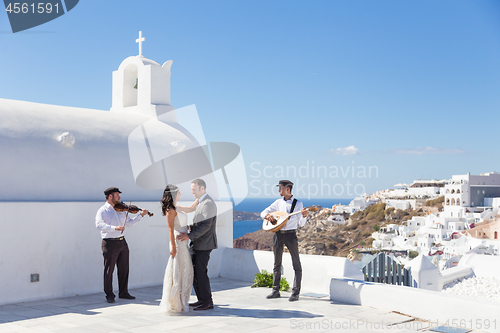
top-left (0, 278), bottom-right (490, 333)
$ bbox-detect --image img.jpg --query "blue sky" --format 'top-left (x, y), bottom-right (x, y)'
top-left (1, 1), bottom-right (500, 198)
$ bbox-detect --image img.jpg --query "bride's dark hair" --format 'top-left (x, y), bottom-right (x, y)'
top-left (161, 184), bottom-right (179, 216)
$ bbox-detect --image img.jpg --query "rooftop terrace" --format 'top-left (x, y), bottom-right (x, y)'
top-left (0, 277), bottom-right (490, 333)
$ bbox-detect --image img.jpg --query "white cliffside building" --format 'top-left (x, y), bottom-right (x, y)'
top-left (444, 171), bottom-right (500, 218)
top-left (333, 195), bottom-right (378, 214)
top-left (369, 172), bottom-right (500, 267)
top-left (390, 180), bottom-right (445, 198)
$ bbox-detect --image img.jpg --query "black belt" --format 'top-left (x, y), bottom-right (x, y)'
top-left (104, 237), bottom-right (124, 241)
top-left (277, 229), bottom-right (296, 234)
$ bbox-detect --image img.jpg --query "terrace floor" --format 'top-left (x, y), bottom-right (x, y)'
top-left (0, 278), bottom-right (489, 333)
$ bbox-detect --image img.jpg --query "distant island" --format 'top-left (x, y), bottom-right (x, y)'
top-left (233, 210), bottom-right (261, 221)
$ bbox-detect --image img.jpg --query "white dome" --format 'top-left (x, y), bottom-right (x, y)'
top-left (136, 55), bottom-right (161, 67)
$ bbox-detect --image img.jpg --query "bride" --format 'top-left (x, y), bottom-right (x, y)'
top-left (159, 184), bottom-right (197, 312)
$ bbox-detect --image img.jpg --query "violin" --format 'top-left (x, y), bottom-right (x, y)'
top-left (114, 201), bottom-right (154, 217)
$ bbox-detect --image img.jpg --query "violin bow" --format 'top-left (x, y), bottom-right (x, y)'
top-left (121, 201), bottom-right (131, 234)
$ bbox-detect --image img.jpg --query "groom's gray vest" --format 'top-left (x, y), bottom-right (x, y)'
top-left (189, 194), bottom-right (217, 251)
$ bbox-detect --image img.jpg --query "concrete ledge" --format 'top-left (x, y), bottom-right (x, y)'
top-left (220, 248), bottom-right (364, 294)
top-left (440, 265), bottom-right (473, 286)
top-left (330, 278), bottom-right (500, 324)
top-left (459, 253), bottom-right (500, 277)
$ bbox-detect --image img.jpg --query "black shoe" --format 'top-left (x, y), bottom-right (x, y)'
top-left (106, 297), bottom-right (115, 303)
top-left (266, 291), bottom-right (280, 299)
top-left (193, 303), bottom-right (214, 311)
top-left (189, 300), bottom-right (203, 307)
top-left (289, 294), bottom-right (299, 302)
top-left (119, 293), bottom-right (136, 300)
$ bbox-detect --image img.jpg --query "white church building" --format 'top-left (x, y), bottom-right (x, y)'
top-left (0, 32), bottom-right (246, 305)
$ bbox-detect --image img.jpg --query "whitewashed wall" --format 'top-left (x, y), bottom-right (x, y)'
top-left (219, 248), bottom-right (364, 295)
top-left (386, 199), bottom-right (412, 210)
top-left (459, 252), bottom-right (500, 277)
top-left (0, 201), bottom-right (232, 305)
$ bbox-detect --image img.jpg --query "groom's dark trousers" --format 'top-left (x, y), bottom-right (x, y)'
top-left (192, 250), bottom-right (212, 305)
top-left (188, 194), bottom-right (217, 306)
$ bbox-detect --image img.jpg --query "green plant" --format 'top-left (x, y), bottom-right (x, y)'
top-left (251, 269), bottom-right (290, 291)
top-left (252, 269), bottom-right (273, 288)
top-left (280, 277), bottom-right (290, 291)
top-left (408, 250), bottom-right (419, 259)
top-left (373, 224), bottom-right (380, 232)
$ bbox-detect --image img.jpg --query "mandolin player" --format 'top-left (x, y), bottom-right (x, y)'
top-left (261, 180), bottom-right (308, 302)
top-left (95, 187), bottom-right (149, 303)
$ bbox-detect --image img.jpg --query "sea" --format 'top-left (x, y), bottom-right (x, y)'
top-left (232, 197), bottom-right (352, 239)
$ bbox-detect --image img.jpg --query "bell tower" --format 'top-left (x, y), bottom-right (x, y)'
top-left (110, 31), bottom-right (175, 118)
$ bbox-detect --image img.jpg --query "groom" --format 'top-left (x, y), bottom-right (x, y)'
top-left (177, 178), bottom-right (217, 310)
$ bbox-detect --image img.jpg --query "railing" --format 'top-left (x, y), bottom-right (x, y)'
top-left (362, 252), bottom-right (412, 286)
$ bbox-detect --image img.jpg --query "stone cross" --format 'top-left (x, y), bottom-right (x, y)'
top-left (136, 31), bottom-right (145, 56)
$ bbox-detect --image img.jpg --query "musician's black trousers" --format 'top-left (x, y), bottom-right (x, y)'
top-left (272, 231), bottom-right (302, 295)
top-left (192, 249), bottom-right (213, 305)
top-left (102, 238), bottom-right (130, 298)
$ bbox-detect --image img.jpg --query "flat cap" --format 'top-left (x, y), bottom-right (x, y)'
top-left (277, 180), bottom-right (294, 188)
top-left (104, 187), bottom-right (122, 196)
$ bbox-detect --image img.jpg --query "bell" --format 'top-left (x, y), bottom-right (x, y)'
top-left (134, 78), bottom-right (138, 89)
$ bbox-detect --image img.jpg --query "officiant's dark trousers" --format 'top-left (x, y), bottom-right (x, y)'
top-left (102, 238), bottom-right (130, 298)
top-left (272, 230), bottom-right (302, 295)
top-left (192, 249), bottom-right (213, 305)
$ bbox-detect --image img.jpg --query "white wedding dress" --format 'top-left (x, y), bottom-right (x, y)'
top-left (159, 210), bottom-right (194, 312)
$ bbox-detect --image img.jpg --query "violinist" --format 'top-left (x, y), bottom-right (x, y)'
top-left (95, 187), bottom-right (149, 303)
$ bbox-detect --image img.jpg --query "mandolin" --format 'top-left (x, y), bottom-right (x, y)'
top-left (262, 206), bottom-right (317, 232)
top-left (262, 211), bottom-right (304, 233)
